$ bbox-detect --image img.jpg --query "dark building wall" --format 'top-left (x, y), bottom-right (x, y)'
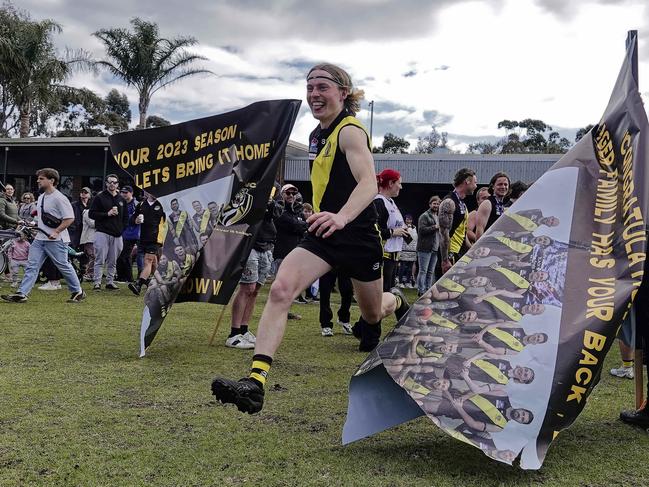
top-left (1, 144), bottom-right (132, 199)
top-left (4, 146), bottom-right (107, 176)
top-left (1, 138), bottom-right (517, 213)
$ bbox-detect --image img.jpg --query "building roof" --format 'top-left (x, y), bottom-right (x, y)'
top-left (0, 137), bottom-right (563, 184)
top-left (0, 137), bottom-right (109, 147)
top-left (285, 140), bottom-right (308, 157)
top-left (287, 152), bottom-right (563, 184)
top-left (0, 137), bottom-right (310, 153)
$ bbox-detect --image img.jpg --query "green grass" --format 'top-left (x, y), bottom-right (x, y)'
top-left (1, 283), bottom-right (649, 487)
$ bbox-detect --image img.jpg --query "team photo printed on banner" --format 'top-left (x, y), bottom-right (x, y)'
top-left (108, 99), bottom-right (301, 356)
top-left (344, 32), bottom-right (649, 469)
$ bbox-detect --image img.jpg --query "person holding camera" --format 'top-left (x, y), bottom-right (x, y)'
top-left (1, 168), bottom-right (85, 303)
top-left (272, 184), bottom-right (308, 281)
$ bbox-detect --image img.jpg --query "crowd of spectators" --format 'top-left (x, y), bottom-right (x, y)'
top-left (0, 175), bottom-right (160, 296)
top-left (1, 169), bottom-right (84, 303)
top-left (1, 171), bottom-right (532, 340)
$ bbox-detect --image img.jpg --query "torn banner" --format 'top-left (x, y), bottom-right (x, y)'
top-left (344, 32), bottom-right (649, 470)
top-left (108, 100), bottom-right (301, 357)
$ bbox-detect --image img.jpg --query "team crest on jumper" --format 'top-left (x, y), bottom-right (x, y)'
top-left (216, 183), bottom-right (256, 226)
top-left (323, 141), bottom-right (332, 157)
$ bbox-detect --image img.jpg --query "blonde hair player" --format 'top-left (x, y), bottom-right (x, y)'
top-left (211, 63), bottom-right (410, 414)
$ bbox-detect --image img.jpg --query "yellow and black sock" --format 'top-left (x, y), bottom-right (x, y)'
top-left (249, 354), bottom-right (272, 387)
top-left (623, 360), bottom-right (634, 368)
top-left (394, 294), bottom-right (403, 309)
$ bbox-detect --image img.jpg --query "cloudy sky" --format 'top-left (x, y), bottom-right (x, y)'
top-left (14, 0), bottom-right (649, 151)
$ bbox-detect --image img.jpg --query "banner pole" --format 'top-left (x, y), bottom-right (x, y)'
top-left (627, 30), bottom-right (644, 410)
top-left (634, 348), bottom-right (643, 409)
top-left (208, 303), bottom-right (229, 346)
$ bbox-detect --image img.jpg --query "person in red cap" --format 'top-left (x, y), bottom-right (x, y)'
top-left (211, 62), bottom-right (409, 414)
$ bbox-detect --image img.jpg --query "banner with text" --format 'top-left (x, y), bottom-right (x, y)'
top-left (108, 99), bottom-right (301, 356)
top-left (343, 32), bottom-right (648, 469)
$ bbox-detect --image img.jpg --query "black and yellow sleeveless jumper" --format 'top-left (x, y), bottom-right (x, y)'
top-left (443, 191), bottom-right (468, 257)
top-left (299, 109), bottom-right (382, 282)
top-left (485, 195), bottom-right (505, 232)
top-left (309, 109), bottom-right (376, 228)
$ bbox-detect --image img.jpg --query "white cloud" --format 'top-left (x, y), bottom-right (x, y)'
top-left (11, 0), bottom-right (649, 151)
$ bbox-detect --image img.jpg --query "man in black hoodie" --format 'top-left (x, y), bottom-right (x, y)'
top-left (88, 174), bottom-right (129, 291)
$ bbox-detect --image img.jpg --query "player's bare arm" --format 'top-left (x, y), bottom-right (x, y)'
top-left (475, 199), bottom-right (492, 240)
top-left (476, 321), bottom-right (519, 339)
top-left (462, 374), bottom-right (503, 396)
top-left (474, 288), bottom-right (526, 302)
top-left (450, 397), bottom-right (488, 432)
top-left (467, 211), bottom-right (478, 244)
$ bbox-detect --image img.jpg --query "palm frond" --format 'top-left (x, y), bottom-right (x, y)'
top-left (93, 18), bottom-right (212, 121)
top-left (152, 68), bottom-right (213, 95)
top-left (63, 47), bottom-right (96, 74)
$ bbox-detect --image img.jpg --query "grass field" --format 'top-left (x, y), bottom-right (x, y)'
top-left (1, 282), bottom-right (649, 487)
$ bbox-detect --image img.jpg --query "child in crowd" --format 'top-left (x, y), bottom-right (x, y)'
top-left (8, 232), bottom-right (30, 288)
top-left (398, 214), bottom-right (418, 288)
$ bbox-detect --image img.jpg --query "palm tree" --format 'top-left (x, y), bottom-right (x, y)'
top-left (0, 6), bottom-right (73, 137)
top-left (94, 18), bottom-right (211, 128)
